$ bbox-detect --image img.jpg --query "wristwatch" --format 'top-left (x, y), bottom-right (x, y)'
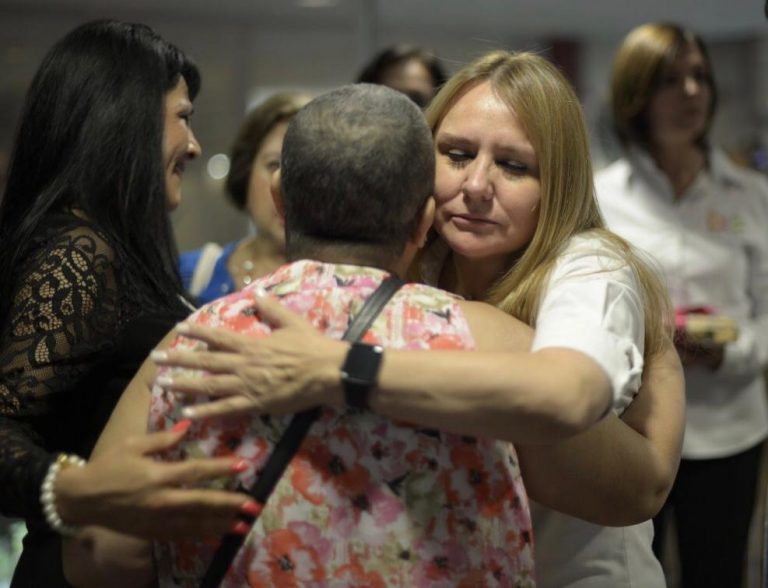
top-left (341, 342), bottom-right (384, 410)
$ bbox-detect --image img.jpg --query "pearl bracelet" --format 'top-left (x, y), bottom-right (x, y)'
top-left (40, 453), bottom-right (86, 536)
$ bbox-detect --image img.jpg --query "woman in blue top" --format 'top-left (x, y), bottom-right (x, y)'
top-left (179, 93), bottom-right (309, 303)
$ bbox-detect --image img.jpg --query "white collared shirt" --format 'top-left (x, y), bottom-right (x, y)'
top-left (420, 233), bottom-right (646, 414)
top-left (596, 147), bottom-right (768, 458)
top-left (421, 234), bottom-right (662, 588)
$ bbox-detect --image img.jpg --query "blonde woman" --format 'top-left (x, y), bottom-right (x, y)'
top-left (154, 51), bottom-right (684, 587)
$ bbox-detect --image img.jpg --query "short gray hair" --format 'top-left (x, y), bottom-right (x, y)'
top-left (281, 83), bottom-right (434, 263)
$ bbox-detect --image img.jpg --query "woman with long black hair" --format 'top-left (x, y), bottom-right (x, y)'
top-left (0, 20), bottom-right (252, 586)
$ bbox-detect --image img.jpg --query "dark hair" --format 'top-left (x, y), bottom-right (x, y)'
top-left (0, 19), bottom-right (200, 321)
top-left (356, 44), bottom-right (446, 105)
top-left (281, 84), bottom-right (434, 265)
top-left (225, 92), bottom-right (309, 211)
top-left (610, 22), bottom-right (717, 149)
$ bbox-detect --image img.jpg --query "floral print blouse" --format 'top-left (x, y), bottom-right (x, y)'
top-left (149, 260), bottom-right (535, 587)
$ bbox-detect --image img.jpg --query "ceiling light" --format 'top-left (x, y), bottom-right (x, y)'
top-left (296, 0), bottom-right (339, 7)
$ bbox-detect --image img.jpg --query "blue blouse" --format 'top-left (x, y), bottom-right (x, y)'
top-left (178, 241), bottom-right (238, 304)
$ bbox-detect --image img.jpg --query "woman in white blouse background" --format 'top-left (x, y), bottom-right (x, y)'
top-left (595, 22), bottom-right (768, 588)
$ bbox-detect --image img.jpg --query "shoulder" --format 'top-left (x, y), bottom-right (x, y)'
top-left (179, 242), bottom-right (230, 295)
top-left (457, 299), bottom-right (533, 352)
top-left (542, 233), bottom-right (646, 325)
top-left (178, 242), bottom-right (230, 270)
top-left (711, 149), bottom-right (768, 204)
top-left (180, 286), bottom-right (271, 347)
top-left (178, 247), bottom-right (204, 271)
top-left (46, 216), bottom-right (117, 261)
top-left (21, 215), bottom-right (118, 282)
top-left (542, 233), bottom-right (644, 330)
top-left (594, 157), bottom-right (631, 192)
top-left (553, 232), bottom-right (633, 279)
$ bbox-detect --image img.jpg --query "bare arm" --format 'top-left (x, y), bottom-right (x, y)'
top-left (60, 331), bottom-right (253, 587)
top-left (153, 296), bottom-right (683, 526)
top-left (370, 300), bottom-right (612, 440)
top-left (154, 297), bottom-right (612, 442)
top-left (517, 339), bottom-right (684, 525)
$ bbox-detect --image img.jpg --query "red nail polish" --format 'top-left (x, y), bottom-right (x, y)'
top-left (240, 500), bottom-right (263, 518)
top-left (231, 521), bottom-right (250, 535)
top-left (230, 459), bottom-right (249, 474)
top-left (171, 419), bottom-right (192, 434)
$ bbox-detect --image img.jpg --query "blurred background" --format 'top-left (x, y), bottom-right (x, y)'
top-left (0, 0), bottom-right (766, 585)
top-left (0, 0), bottom-right (766, 252)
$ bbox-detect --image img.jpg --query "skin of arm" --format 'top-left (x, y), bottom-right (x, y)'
top-left (517, 338), bottom-right (685, 525)
top-left (402, 302), bottom-right (684, 525)
top-left (60, 331), bottom-right (253, 587)
top-left (370, 299), bottom-right (614, 442)
top-left (157, 297), bottom-right (612, 442)
top-left (154, 296), bottom-right (683, 525)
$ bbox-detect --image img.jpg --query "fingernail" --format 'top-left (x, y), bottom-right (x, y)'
top-left (240, 500), bottom-right (263, 518)
top-left (181, 406), bottom-right (197, 419)
top-left (231, 521), bottom-right (251, 535)
top-left (230, 459), bottom-right (249, 474)
top-left (253, 287), bottom-right (267, 298)
top-left (150, 350), bottom-right (168, 361)
top-left (156, 375), bottom-right (174, 387)
top-left (171, 419), bottom-right (192, 434)
top-left (176, 322), bottom-right (190, 334)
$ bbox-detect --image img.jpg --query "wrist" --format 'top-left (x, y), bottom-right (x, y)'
top-left (340, 342), bottom-right (384, 411)
top-left (41, 454), bottom-right (87, 534)
top-left (310, 340), bottom-right (348, 408)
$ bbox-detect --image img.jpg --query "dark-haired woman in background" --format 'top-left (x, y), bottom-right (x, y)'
top-left (0, 20), bottom-right (252, 587)
top-left (356, 44), bottom-right (446, 108)
top-left (179, 93), bottom-right (309, 303)
top-left (596, 23), bottom-right (768, 588)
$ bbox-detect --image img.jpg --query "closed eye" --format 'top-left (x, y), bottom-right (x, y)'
top-left (178, 108), bottom-right (194, 124)
top-left (446, 149), bottom-right (473, 167)
top-left (498, 160), bottom-right (528, 175)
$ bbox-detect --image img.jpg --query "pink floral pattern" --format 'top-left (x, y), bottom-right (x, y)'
top-left (150, 260), bottom-right (535, 587)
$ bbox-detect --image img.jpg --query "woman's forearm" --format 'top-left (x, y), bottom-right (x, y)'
top-left (63, 528), bottom-right (154, 588)
top-left (371, 347), bottom-right (612, 442)
top-left (158, 312), bottom-right (613, 443)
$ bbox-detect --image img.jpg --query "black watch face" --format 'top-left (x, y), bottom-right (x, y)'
top-left (345, 343), bottom-right (382, 382)
top-left (343, 343), bottom-right (383, 410)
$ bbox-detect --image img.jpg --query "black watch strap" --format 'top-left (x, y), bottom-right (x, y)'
top-left (341, 343), bottom-right (384, 410)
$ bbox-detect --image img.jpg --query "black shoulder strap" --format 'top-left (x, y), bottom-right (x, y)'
top-left (200, 275), bottom-right (405, 588)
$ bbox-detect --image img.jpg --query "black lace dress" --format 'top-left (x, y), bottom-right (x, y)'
top-left (0, 213), bottom-right (190, 587)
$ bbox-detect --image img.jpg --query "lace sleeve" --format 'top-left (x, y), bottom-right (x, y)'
top-left (0, 224), bottom-right (121, 519)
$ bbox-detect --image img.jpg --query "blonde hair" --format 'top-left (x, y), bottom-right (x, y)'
top-left (425, 50), bottom-right (671, 356)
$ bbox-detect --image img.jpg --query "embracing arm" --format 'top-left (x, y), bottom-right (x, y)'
top-left (152, 295), bottom-right (682, 526)
top-left (61, 330), bottom-right (255, 587)
top-left (370, 300), bottom-right (612, 441)
top-left (517, 339), bottom-right (684, 525)
top-left (155, 297), bottom-right (611, 443)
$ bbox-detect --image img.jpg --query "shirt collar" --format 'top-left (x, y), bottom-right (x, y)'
top-left (624, 145), bottom-right (744, 197)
